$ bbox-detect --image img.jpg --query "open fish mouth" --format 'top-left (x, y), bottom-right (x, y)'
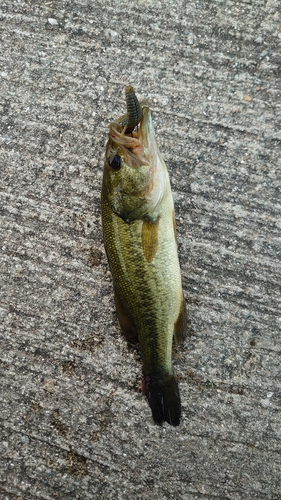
top-left (107, 106), bottom-right (158, 170)
top-left (106, 86), bottom-right (152, 165)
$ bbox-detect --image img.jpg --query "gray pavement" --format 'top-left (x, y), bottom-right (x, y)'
top-left (0, 0), bottom-right (280, 499)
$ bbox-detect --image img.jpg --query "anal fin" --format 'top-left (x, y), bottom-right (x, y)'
top-left (114, 289), bottom-right (138, 343)
top-left (174, 293), bottom-right (187, 344)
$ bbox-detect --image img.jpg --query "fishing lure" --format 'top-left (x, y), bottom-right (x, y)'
top-left (119, 86), bottom-right (147, 134)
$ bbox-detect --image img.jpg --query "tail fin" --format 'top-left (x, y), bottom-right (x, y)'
top-left (143, 374), bottom-right (181, 426)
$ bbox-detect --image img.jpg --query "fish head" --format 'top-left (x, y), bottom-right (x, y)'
top-left (103, 107), bottom-right (169, 223)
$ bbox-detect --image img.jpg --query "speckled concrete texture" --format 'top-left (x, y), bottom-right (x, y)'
top-left (0, 1), bottom-right (280, 499)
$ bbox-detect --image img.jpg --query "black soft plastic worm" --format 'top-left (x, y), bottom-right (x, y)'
top-left (119, 86), bottom-right (146, 134)
top-left (124, 86), bottom-right (142, 134)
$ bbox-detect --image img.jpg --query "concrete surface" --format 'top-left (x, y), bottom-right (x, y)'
top-left (1, 0), bottom-right (280, 499)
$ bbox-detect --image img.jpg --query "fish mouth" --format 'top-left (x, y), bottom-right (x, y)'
top-left (108, 107), bottom-right (157, 166)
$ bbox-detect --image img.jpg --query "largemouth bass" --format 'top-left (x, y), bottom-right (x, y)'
top-left (101, 86), bottom-right (187, 425)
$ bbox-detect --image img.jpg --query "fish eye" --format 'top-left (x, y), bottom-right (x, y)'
top-left (109, 155), bottom-right (122, 170)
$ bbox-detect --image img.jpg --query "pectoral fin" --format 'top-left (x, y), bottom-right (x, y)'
top-left (141, 217), bottom-right (159, 263)
top-left (173, 293), bottom-right (187, 344)
top-left (114, 289), bottom-right (138, 343)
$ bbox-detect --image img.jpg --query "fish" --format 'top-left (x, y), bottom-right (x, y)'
top-left (101, 86), bottom-right (187, 425)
